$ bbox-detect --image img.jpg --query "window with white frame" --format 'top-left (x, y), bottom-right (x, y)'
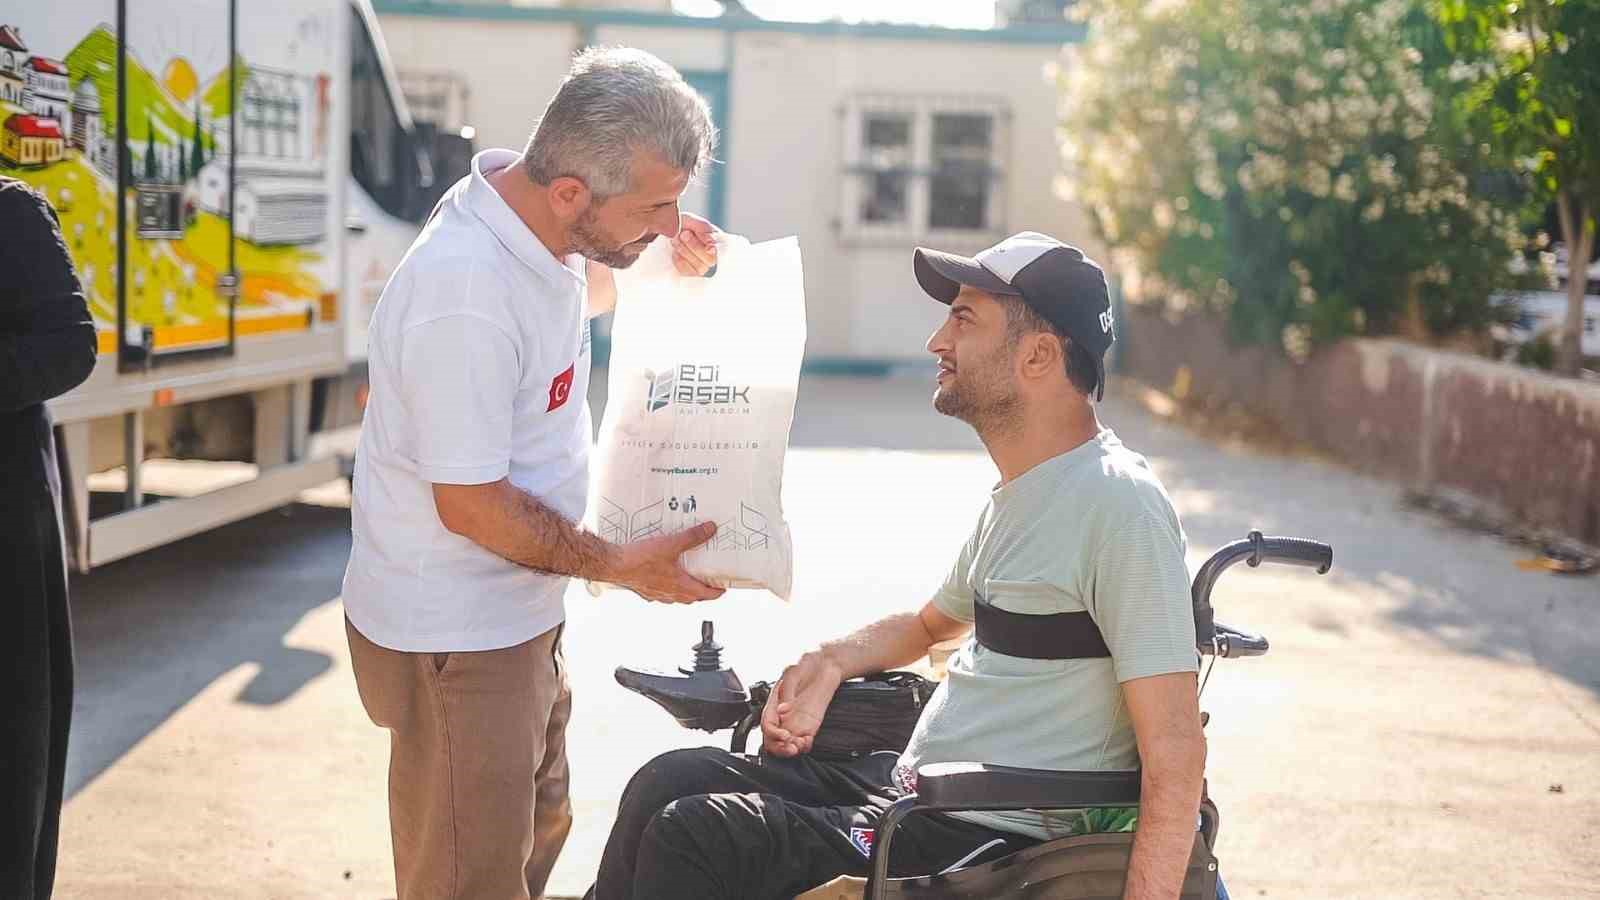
top-left (841, 97), bottom-right (1008, 241)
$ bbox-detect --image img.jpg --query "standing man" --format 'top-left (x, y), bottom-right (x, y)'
top-left (342, 48), bottom-right (724, 900)
top-left (0, 178), bottom-right (99, 900)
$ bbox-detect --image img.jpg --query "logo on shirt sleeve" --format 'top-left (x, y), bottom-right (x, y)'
top-left (892, 763), bottom-right (919, 795)
top-left (849, 827), bottom-right (875, 858)
top-left (548, 363), bottom-right (575, 412)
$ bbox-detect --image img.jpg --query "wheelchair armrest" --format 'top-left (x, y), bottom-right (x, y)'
top-left (915, 762), bottom-right (1141, 812)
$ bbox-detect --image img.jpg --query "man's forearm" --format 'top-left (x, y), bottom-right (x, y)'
top-left (1122, 742), bottom-right (1206, 900)
top-left (437, 479), bottom-right (616, 580)
top-left (816, 612), bottom-right (939, 680)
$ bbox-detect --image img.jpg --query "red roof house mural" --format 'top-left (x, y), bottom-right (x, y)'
top-left (1, 112), bottom-right (65, 166)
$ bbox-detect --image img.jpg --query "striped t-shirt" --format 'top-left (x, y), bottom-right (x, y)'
top-left (894, 428), bottom-right (1198, 840)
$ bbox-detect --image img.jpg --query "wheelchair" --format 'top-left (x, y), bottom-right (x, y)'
top-left (616, 531), bottom-right (1334, 900)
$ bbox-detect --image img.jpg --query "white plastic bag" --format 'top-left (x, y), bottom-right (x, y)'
top-left (589, 235), bottom-right (806, 599)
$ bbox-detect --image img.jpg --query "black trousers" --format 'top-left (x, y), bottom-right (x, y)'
top-left (590, 747), bottom-right (1033, 900)
top-left (1, 408), bottom-right (74, 900)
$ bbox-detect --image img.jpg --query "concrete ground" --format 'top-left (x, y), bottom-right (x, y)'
top-left (54, 374), bottom-right (1600, 899)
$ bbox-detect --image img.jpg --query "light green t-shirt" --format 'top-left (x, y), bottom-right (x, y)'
top-left (893, 428), bottom-right (1198, 840)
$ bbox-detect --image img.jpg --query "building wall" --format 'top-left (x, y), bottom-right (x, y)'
top-left (593, 25), bottom-right (727, 72)
top-left (375, 15), bottom-right (580, 152)
top-left (1120, 305), bottom-right (1600, 544)
top-left (445, 0), bottom-right (672, 8)
top-left (726, 31), bottom-right (1093, 360)
top-left (374, 9), bottom-right (1094, 360)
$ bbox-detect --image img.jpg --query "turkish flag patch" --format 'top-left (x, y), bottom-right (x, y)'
top-left (547, 363), bottom-right (575, 412)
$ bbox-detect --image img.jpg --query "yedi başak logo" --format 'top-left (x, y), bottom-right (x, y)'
top-left (645, 365), bottom-right (751, 412)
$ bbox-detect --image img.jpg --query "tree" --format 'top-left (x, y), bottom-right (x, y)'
top-left (191, 95), bottom-right (206, 174)
top-left (1435, 0), bottom-right (1600, 375)
top-left (143, 115), bottom-right (157, 182)
top-left (1058, 0), bottom-right (1533, 359)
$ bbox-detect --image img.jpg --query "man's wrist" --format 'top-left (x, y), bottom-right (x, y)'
top-left (810, 648), bottom-right (848, 682)
top-left (590, 536), bottom-right (628, 584)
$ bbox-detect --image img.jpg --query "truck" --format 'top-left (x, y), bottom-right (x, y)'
top-left (1, 0), bottom-right (467, 570)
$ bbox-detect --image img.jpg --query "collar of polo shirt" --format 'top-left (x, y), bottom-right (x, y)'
top-left (467, 148), bottom-right (588, 288)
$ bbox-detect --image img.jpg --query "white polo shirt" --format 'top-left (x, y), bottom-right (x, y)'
top-left (342, 148), bottom-right (592, 652)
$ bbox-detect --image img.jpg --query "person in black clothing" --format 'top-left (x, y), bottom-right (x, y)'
top-left (0, 176), bottom-right (98, 900)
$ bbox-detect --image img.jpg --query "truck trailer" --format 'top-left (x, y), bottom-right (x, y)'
top-left (2, 0), bottom-right (465, 570)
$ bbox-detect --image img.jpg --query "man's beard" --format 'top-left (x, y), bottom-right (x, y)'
top-left (933, 347), bottom-right (1022, 436)
top-left (569, 208), bottom-right (655, 269)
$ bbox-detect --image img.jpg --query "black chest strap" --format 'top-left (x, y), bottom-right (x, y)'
top-left (973, 597), bottom-right (1111, 660)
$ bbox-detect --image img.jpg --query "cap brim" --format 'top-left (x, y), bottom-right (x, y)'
top-left (913, 247), bottom-right (1019, 304)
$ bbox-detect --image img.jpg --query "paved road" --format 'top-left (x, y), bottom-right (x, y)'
top-left (55, 375), bottom-right (1600, 899)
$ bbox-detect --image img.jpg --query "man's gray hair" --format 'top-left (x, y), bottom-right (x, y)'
top-left (523, 46), bottom-right (717, 200)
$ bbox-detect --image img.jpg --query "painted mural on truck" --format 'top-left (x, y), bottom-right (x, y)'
top-left (0, 9), bottom-right (334, 357)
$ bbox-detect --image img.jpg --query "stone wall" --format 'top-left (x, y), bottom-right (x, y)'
top-left (1119, 306), bottom-right (1600, 544)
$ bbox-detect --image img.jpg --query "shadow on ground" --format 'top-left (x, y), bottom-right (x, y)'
top-left (1105, 388), bottom-right (1600, 713)
top-left (65, 501), bottom-right (351, 799)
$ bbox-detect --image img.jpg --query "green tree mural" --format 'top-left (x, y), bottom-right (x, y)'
top-left (144, 115), bottom-right (156, 182)
top-left (192, 96), bottom-right (206, 173)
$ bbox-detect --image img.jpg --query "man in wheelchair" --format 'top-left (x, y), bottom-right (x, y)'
top-left (590, 233), bottom-right (1210, 900)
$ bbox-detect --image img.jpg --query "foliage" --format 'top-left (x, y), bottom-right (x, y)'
top-left (1514, 332), bottom-right (1557, 369)
top-left (1057, 0), bottom-right (1536, 360)
top-left (1432, 0), bottom-right (1600, 375)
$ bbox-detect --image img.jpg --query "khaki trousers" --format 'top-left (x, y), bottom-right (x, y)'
top-left (347, 618), bottom-right (573, 900)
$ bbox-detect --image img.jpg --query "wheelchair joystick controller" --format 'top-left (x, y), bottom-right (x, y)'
top-left (688, 620), bottom-right (726, 674)
top-left (615, 621), bottom-right (753, 732)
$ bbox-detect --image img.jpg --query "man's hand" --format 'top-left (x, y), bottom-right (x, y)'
top-left (761, 651), bottom-right (844, 757)
top-left (758, 603), bottom-right (966, 757)
top-left (605, 521), bottom-right (726, 604)
top-left (671, 212), bottom-right (720, 276)
top-left (433, 481), bottom-right (722, 605)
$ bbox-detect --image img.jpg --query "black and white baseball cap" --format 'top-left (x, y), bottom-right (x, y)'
top-left (913, 231), bottom-right (1114, 400)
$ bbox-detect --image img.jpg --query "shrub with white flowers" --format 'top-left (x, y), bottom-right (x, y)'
top-left (1058, 0), bottom-right (1533, 359)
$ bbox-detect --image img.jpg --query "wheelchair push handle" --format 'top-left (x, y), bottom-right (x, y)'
top-left (1250, 533), bottom-right (1334, 573)
top-left (1192, 530), bottom-right (1333, 657)
top-left (1192, 530), bottom-right (1332, 610)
